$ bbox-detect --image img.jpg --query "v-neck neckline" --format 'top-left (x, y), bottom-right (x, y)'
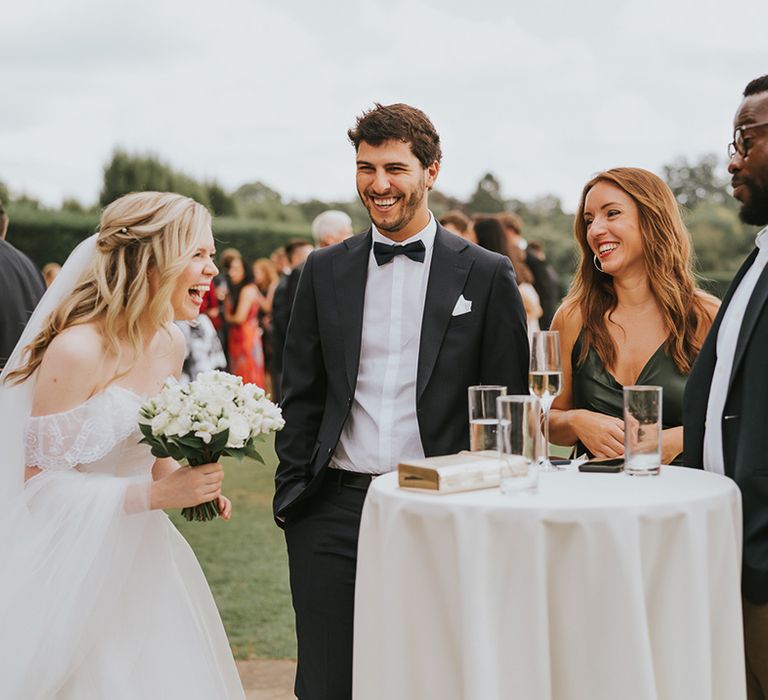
top-left (603, 341), bottom-right (666, 388)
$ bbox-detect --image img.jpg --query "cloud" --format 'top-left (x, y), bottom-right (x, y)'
top-left (1, 0), bottom-right (766, 209)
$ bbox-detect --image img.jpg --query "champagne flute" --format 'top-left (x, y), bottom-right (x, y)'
top-left (529, 330), bottom-right (563, 472)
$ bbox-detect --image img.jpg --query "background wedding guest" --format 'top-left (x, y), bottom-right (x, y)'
top-left (527, 240), bottom-right (562, 306)
top-left (310, 209), bottom-right (353, 248)
top-left (438, 209), bottom-right (477, 243)
top-left (270, 238), bottom-right (314, 402)
top-left (498, 211), bottom-right (560, 328)
top-left (474, 216), bottom-right (542, 336)
top-left (223, 252), bottom-right (266, 387)
top-left (0, 198), bottom-right (45, 369)
top-left (270, 246), bottom-right (291, 277)
top-left (274, 103), bottom-right (528, 700)
top-left (684, 74), bottom-right (768, 699)
top-left (252, 258), bottom-right (280, 396)
top-left (178, 280), bottom-right (227, 384)
top-left (41, 262), bottom-right (61, 287)
top-left (548, 167), bottom-right (719, 464)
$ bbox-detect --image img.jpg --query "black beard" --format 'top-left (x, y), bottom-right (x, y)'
top-left (362, 183), bottom-right (426, 234)
top-left (738, 181), bottom-right (768, 226)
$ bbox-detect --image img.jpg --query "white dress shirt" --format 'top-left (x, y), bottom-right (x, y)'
top-left (331, 215), bottom-right (437, 474)
top-left (703, 227), bottom-right (768, 474)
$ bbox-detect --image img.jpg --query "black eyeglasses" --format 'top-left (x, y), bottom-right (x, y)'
top-left (728, 120), bottom-right (768, 158)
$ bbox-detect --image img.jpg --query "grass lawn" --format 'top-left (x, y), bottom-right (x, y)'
top-left (169, 436), bottom-right (296, 660)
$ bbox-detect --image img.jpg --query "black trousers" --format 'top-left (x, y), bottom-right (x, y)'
top-left (284, 469), bottom-right (372, 700)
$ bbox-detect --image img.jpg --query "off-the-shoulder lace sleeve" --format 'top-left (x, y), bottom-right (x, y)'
top-left (24, 389), bottom-right (140, 470)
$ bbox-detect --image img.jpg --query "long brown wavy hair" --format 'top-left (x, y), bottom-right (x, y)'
top-left (6, 191), bottom-right (211, 385)
top-left (564, 167), bottom-right (710, 375)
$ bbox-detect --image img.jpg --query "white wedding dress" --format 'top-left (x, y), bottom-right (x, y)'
top-left (0, 382), bottom-right (245, 698)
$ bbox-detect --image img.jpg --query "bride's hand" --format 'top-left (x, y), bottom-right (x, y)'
top-left (217, 495), bottom-right (232, 520)
top-left (150, 462), bottom-right (224, 511)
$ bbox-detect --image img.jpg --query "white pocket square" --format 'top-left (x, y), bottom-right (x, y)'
top-left (451, 294), bottom-right (472, 317)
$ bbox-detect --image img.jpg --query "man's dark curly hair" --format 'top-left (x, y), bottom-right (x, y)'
top-left (744, 75), bottom-right (768, 97)
top-left (347, 103), bottom-right (442, 168)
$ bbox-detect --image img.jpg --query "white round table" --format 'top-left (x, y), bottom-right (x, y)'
top-left (353, 466), bottom-right (745, 700)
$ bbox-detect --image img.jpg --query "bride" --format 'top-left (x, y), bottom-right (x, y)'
top-left (0, 192), bottom-right (245, 698)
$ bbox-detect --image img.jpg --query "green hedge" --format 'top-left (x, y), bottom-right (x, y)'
top-left (5, 206), bottom-right (312, 268)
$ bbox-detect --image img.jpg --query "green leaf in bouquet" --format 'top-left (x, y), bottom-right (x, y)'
top-left (138, 423), bottom-right (155, 440)
top-left (222, 446), bottom-right (248, 462)
top-left (176, 434), bottom-right (207, 450)
top-left (243, 442), bottom-right (265, 464)
top-left (149, 444), bottom-right (171, 459)
top-left (166, 437), bottom-right (200, 463)
top-left (208, 428), bottom-right (231, 454)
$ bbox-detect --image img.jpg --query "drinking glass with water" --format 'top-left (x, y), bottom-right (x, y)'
top-left (467, 385), bottom-right (507, 451)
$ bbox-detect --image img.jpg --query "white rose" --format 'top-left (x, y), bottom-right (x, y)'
top-left (226, 414), bottom-right (251, 448)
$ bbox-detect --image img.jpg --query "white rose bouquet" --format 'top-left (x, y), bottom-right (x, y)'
top-left (138, 370), bottom-right (285, 521)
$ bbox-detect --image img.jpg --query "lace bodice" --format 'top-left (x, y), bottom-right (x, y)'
top-left (24, 385), bottom-right (153, 476)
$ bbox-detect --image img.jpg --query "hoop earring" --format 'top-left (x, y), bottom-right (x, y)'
top-left (593, 254), bottom-right (604, 272)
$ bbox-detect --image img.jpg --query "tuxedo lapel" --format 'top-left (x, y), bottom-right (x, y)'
top-left (333, 231), bottom-right (371, 393)
top-left (417, 227), bottom-right (473, 400)
top-left (693, 248), bottom-right (758, 383)
top-left (730, 249), bottom-right (768, 392)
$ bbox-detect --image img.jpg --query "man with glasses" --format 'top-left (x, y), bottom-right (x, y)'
top-left (684, 74), bottom-right (768, 699)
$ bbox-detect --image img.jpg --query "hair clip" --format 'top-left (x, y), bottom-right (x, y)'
top-left (120, 227), bottom-right (128, 233)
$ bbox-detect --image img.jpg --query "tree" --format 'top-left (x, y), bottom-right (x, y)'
top-left (466, 173), bottom-right (506, 214)
top-left (663, 154), bottom-right (730, 209)
top-left (100, 150), bottom-right (210, 208)
top-left (61, 197), bottom-right (85, 213)
top-left (205, 182), bottom-right (237, 217)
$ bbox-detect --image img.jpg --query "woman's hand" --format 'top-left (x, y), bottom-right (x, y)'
top-left (217, 495), bottom-right (233, 521)
top-left (661, 426), bottom-right (684, 465)
top-left (150, 462), bottom-right (224, 511)
top-left (570, 409), bottom-right (625, 458)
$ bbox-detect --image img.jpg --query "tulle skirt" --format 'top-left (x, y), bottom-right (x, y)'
top-left (0, 470), bottom-right (245, 699)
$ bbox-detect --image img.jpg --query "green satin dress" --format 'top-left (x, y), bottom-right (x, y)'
top-left (571, 333), bottom-right (687, 463)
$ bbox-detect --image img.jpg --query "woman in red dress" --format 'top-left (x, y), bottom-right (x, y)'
top-left (223, 254), bottom-right (265, 387)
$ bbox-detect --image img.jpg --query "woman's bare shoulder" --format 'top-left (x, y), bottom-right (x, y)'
top-left (551, 300), bottom-right (583, 336)
top-left (34, 324), bottom-right (105, 413)
top-left (695, 290), bottom-right (721, 320)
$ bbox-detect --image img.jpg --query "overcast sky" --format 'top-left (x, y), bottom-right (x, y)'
top-left (2, 0), bottom-right (765, 211)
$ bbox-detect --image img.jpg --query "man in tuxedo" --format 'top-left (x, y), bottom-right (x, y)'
top-left (684, 74), bottom-right (768, 699)
top-left (0, 200), bottom-right (45, 369)
top-left (274, 103), bottom-right (529, 700)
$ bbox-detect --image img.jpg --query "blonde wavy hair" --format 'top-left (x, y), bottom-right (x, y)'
top-left (7, 191), bottom-right (211, 384)
top-left (564, 167), bottom-right (710, 375)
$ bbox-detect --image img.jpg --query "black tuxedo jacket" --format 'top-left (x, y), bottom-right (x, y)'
top-left (274, 225), bottom-right (529, 522)
top-left (0, 239), bottom-right (45, 369)
top-left (684, 247), bottom-right (768, 603)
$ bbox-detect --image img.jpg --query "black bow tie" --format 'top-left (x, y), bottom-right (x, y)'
top-left (373, 240), bottom-right (426, 266)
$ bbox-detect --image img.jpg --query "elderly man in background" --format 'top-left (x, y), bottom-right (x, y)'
top-left (0, 199), bottom-right (45, 369)
top-left (311, 209), bottom-right (353, 248)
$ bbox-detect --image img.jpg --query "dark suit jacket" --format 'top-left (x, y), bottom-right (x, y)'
top-left (684, 247), bottom-right (768, 603)
top-left (0, 239), bottom-right (45, 368)
top-left (273, 225), bottom-right (529, 522)
top-left (525, 250), bottom-right (560, 330)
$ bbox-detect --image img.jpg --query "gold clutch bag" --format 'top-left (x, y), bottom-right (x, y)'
top-left (398, 450), bottom-right (525, 494)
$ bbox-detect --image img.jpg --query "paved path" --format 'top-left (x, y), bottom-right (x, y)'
top-left (237, 659), bottom-right (296, 700)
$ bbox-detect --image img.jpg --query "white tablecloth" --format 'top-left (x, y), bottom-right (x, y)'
top-left (353, 466), bottom-right (745, 700)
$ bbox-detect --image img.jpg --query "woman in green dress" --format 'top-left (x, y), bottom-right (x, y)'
top-left (549, 168), bottom-right (720, 465)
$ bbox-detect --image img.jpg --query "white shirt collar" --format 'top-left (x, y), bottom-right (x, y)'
top-left (756, 226), bottom-right (768, 250)
top-left (371, 212), bottom-right (437, 252)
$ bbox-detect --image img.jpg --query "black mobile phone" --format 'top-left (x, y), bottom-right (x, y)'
top-left (578, 457), bottom-right (624, 473)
